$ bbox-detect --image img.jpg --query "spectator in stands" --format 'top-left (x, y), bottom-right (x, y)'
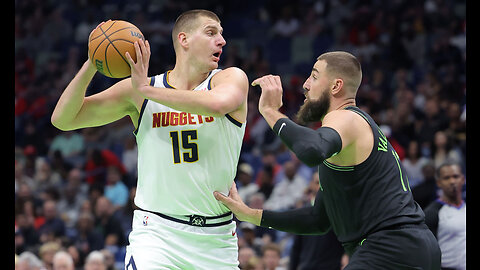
top-left (94, 196), bottom-right (127, 248)
top-left (84, 250), bottom-right (107, 270)
top-left (417, 98), bottom-right (449, 146)
top-left (16, 251), bottom-right (45, 270)
top-left (431, 130), bottom-right (463, 169)
top-left (84, 148), bottom-right (127, 187)
top-left (33, 157), bottom-right (62, 195)
top-left (15, 209), bottom-right (40, 253)
top-left (37, 200), bottom-right (66, 244)
top-left (15, 162), bottom-right (35, 192)
top-left (121, 136), bottom-right (138, 184)
top-left (272, 6), bottom-right (299, 38)
top-left (289, 173), bottom-right (344, 270)
top-left (48, 131), bottom-right (85, 167)
top-left (65, 168), bottom-right (89, 203)
top-left (261, 243), bottom-right (286, 270)
top-left (100, 249), bottom-right (117, 270)
top-left (104, 166), bottom-right (129, 210)
top-left (239, 246), bottom-right (256, 269)
top-left (412, 162), bottom-right (438, 209)
top-left (403, 140), bottom-right (431, 189)
top-left (65, 244), bottom-right (83, 270)
top-left (264, 161), bottom-right (307, 210)
top-left (239, 222), bottom-right (265, 256)
top-left (114, 186), bottom-right (137, 239)
top-left (49, 150), bottom-right (73, 182)
top-left (71, 211), bottom-right (104, 262)
top-left (52, 250), bottom-right (75, 270)
top-left (57, 182), bottom-right (84, 233)
top-left (236, 162), bottom-right (259, 202)
top-left (39, 241), bottom-right (61, 270)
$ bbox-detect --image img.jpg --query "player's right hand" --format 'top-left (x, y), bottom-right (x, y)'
top-left (252, 75), bottom-right (284, 115)
top-left (125, 39), bottom-right (151, 95)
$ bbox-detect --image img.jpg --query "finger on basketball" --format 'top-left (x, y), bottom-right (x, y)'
top-left (139, 40), bottom-right (149, 61)
top-left (144, 40), bottom-right (151, 59)
top-left (125, 51), bottom-right (134, 66)
top-left (134, 41), bottom-right (142, 63)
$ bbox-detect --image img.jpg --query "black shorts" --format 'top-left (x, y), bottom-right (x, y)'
top-left (344, 223), bottom-right (441, 270)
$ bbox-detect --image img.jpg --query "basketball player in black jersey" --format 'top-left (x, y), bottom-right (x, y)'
top-left (215, 51), bottom-right (441, 269)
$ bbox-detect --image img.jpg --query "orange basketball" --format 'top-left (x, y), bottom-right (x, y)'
top-left (88, 20), bottom-right (145, 78)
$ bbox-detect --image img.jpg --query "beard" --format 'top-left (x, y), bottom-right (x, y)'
top-left (296, 90), bottom-right (331, 125)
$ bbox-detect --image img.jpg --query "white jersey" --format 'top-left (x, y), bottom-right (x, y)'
top-left (133, 69), bottom-right (245, 216)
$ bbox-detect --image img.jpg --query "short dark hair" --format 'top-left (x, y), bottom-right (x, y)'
top-left (436, 161), bottom-right (463, 179)
top-left (172, 9), bottom-right (220, 51)
top-left (317, 51), bottom-right (362, 93)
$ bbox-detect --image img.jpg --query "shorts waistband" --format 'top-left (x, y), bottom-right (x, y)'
top-left (137, 208), bottom-right (233, 227)
top-left (342, 222), bottom-right (427, 256)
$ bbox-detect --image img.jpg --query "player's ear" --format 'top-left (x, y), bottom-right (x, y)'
top-left (331, 79), bottom-right (343, 96)
top-left (178, 32), bottom-right (189, 49)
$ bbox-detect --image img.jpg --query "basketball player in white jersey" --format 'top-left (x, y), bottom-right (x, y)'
top-left (51, 10), bottom-right (249, 269)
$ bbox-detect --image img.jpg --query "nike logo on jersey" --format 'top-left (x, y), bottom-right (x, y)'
top-left (152, 112), bottom-right (214, 128)
top-left (278, 123), bottom-right (286, 135)
top-left (232, 231), bottom-right (236, 236)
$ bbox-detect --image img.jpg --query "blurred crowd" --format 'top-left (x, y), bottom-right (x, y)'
top-left (15, 0), bottom-right (465, 269)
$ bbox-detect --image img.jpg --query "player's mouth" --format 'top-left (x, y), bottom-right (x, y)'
top-left (212, 51), bottom-right (222, 62)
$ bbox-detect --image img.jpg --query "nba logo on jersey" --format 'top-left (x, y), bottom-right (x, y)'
top-left (143, 216), bottom-right (149, 226)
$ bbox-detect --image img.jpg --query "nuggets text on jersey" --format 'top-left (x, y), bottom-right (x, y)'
top-left (152, 111), bottom-right (214, 128)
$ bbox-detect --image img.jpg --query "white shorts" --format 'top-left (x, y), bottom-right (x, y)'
top-left (124, 209), bottom-right (239, 270)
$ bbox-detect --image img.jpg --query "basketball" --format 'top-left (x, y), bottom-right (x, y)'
top-left (88, 20), bottom-right (145, 78)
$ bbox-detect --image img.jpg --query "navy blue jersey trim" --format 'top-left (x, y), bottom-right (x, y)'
top-left (207, 70), bottom-right (213, 90)
top-left (133, 99), bottom-right (148, 136)
top-left (163, 71), bottom-right (175, 88)
top-left (225, 114), bottom-right (242, 128)
top-left (150, 76), bottom-right (156, 86)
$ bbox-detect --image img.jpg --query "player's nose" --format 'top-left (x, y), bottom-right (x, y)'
top-left (303, 79), bottom-right (310, 93)
top-left (217, 34), bottom-right (226, 47)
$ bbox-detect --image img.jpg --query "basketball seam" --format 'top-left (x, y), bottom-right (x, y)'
top-left (90, 21), bottom-right (117, 42)
top-left (90, 21), bottom-right (118, 66)
top-left (98, 24), bottom-right (141, 77)
top-left (109, 40), bottom-right (134, 74)
top-left (104, 42), bottom-right (114, 77)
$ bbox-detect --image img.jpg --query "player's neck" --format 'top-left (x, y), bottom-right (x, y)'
top-left (169, 61), bottom-right (212, 90)
top-left (329, 98), bottom-right (356, 113)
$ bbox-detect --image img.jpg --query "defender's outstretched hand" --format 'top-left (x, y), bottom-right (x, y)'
top-left (252, 75), bottom-right (283, 115)
top-left (214, 183), bottom-right (262, 226)
top-left (252, 74), bottom-right (288, 129)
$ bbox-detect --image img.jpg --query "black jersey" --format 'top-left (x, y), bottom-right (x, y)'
top-left (318, 106), bottom-right (425, 244)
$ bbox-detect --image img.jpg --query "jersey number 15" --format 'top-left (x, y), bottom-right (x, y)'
top-left (170, 130), bottom-right (199, 164)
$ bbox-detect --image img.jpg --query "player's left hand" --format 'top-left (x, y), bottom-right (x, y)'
top-left (252, 75), bottom-right (283, 115)
top-left (214, 183), bottom-right (261, 226)
top-left (126, 39), bottom-right (151, 94)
